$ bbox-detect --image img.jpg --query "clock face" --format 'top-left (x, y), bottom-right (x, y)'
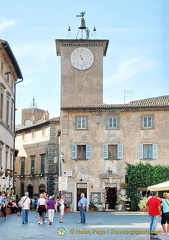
top-left (24, 119), bottom-right (31, 126)
top-left (70, 47), bottom-right (94, 70)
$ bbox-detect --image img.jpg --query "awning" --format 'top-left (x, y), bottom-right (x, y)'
top-left (147, 181), bottom-right (169, 191)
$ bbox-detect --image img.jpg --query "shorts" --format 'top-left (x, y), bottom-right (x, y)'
top-left (161, 212), bottom-right (169, 224)
top-left (38, 205), bottom-right (46, 217)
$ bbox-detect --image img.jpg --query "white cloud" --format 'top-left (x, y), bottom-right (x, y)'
top-left (14, 42), bottom-right (55, 64)
top-left (104, 56), bottom-right (159, 86)
top-left (0, 18), bottom-right (17, 31)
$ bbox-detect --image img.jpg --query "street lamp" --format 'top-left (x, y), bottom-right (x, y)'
top-left (60, 152), bottom-right (64, 162)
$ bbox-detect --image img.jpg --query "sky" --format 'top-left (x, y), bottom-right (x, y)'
top-left (0, 0), bottom-right (169, 124)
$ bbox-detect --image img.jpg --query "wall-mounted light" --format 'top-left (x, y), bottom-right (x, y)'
top-left (60, 152), bottom-right (64, 162)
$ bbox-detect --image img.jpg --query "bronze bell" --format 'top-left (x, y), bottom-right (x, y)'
top-left (78, 18), bottom-right (86, 29)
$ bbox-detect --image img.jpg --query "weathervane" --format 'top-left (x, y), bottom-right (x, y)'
top-left (76, 11), bottom-right (86, 18)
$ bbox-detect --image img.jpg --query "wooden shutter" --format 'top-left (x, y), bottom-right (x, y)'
top-left (71, 144), bottom-right (77, 159)
top-left (102, 144), bottom-right (108, 159)
top-left (153, 144), bottom-right (158, 159)
top-left (86, 145), bottom-right (91, 159)
top-left (138, 144), bottom-right (143, 159)
top-left (117, 144), bottom-right (123, 159)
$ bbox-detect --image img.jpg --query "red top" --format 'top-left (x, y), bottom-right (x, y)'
top-left (146, 197), bottom-right (161, 216)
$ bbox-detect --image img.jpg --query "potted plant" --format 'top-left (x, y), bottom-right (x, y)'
top-left (138, 196), bottom-right (148, 212)
top-left (116, 201), bottom-right (123, 211)
top-left (65, 204), bottom-right (71, 213)
top-left (95, 202), bottom-right (103, 211)
top-left (88, 202), bottom-right (97, 211)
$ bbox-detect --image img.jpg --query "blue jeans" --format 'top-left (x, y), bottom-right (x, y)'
top-left (80, 208), bottom-right (86, 223)
top-left (150, 215), bottom-right (160, 234)
top-left (22, 209), bottom-right (29, 223)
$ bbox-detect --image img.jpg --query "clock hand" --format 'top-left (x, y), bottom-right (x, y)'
top-left (80, 54), bottom-right (85, 64)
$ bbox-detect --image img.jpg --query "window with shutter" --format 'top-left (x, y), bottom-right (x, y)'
top-left (21, 159), bottom-right (25, 175)
top-left (72, 144), bottom-right (91, 160)
top-left (40, 154), bottom-right (45, 174)
top-left (138, 144), bottom-right (158, 159)
top-left (103, 144), bottom-right (123, 159)
top-left (30, 157), bottom-right (35, 175)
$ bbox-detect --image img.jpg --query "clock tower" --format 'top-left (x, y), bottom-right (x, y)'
top-left (55, 14), bottom-right (108, 107)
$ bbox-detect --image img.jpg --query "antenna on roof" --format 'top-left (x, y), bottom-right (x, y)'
top-left (124, 90), bottom-right (134, 103)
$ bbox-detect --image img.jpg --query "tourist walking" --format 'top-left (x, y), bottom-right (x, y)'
top-left (78, 193), bottom-right (88, 224)
top-left (0, 191), bottom-right (8, 220)
top-left (147, 191), bottom-right (161, 239)
top-left (157, 192), bottom-right (169, 235)
top-left (21, 192), bottom-right (31, 224)
top-left (36, 193), bottom-right (47, 224)
top-left (47, 196), bottom-right (57, 225)
top-left (58, 195), bottom-right (65, 223)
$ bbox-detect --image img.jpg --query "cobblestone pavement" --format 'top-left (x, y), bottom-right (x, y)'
top-left (0, 211), bottom-right (168, 240)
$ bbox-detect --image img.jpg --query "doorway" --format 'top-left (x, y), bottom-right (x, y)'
top-left (77, 183), bottom-right (87, 211)
top-left (27, 185), bottom-right (33, 198)
top-left (106, 187), bottom-right (117, 209)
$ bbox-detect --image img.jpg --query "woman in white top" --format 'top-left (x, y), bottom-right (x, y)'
top-left (36, 193), bottom-right (47, 224)
top-left (58, 195), bottom-right (65, 223)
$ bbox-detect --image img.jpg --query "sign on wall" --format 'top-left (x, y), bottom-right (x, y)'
top-left (59, 176), bottom-right (68, 191)
top-left (90, 192), bottom-right (101, 203)
top-left (63, 170), bottom-right (72, 177)
top-left (62, 192), bottom-right (72, 204)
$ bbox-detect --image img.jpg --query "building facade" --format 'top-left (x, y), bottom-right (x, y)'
top-left (55, 36), bottom-right (169, 211)
top-left (15, 106), bottom-right (60, 199)
top-left (0, 40), bottom-right (23, 194)
top-left (60, 97), bottom-right (169, 210)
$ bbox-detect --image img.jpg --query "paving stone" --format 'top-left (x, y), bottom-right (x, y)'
top-left (0, 211), bottom-right (166, 240)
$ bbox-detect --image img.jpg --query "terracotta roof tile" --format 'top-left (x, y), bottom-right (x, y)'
top-left (61, 95), bottom-right (169, 109)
